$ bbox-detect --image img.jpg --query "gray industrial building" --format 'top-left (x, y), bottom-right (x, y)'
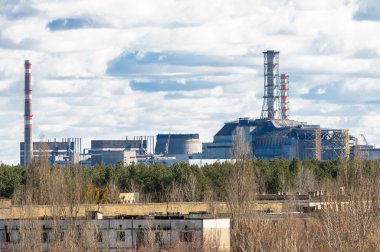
top-left (20, 138), bottom-right (81, 166)
top-left (89, 139), bottom-right (147, 166)
top-left (88, 135), bottom-right (202, 166)
top-left (155, 134), bottom-right (201, 156)
top-left (203, 118), bottom-right (349, 160)
top-left (203, 50), bottom-right (351, 161)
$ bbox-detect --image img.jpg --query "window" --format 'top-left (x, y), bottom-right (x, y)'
top-left (155, 231), bottom-right (164, 248)
top-left (95, 231), bottom-right (103, 243)
top-left (42, 232), bottom-right (48, 243)
top-left (136, 231), bottom-right (145, 248)
top-left (75, 228), bottom-right (81, 245)
top-left (155, 232), bottom-right (162, 243)
top-left (117, 231), bottom-right (125, 242)
top-left (76, 225), bottom-right (81, 240)
top-left (180, 231), bottom-right (194, 242)
top-left (5, 231), bottom-right (10, 243)
top-left (5, 226), bottom-right (10, 243)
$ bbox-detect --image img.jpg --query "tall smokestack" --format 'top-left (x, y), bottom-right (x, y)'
top-left (280, 73), bottom-right (289, 119)
top-left (24, 60), bottom-right (33, 165)
top-left (261, 50), bottom-right (280, 120)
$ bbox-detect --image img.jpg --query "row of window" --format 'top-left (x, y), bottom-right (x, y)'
top-left (3, 230), bottom-right (194, 244)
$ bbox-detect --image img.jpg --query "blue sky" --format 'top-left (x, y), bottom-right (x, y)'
top-left (1, 0), bottom-right (380, 164)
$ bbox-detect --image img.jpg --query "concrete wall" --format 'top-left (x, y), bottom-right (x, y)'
top-left (0, 201), bottom-right (283, 220)
top-left (203, 219), bottom-right (230, 251)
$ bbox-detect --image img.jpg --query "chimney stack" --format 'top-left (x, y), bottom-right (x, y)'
top-left (280, 73), bottom-right (289, 119)
top-left (261, 50), bottom-right (280, 120)
top-left (24, 60), bottom-right (33, 165)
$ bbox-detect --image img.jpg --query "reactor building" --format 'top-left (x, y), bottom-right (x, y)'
top-left (203, 50), bottom-right (351, 161)
top-left (88, 137), bottom-right (150, 166)
top-left (155, 134), bottom-right (201, 156)
top-left (20, 138), bottom-right (81, 166)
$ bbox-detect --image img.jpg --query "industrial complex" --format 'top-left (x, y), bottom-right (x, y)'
top-left (20, 51), bottom-right (380, 166)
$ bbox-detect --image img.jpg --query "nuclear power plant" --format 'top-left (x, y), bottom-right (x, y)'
top-left (202, 50), bottom-right (362, 160)
top-left (19, 52), bottom-right (380, 166)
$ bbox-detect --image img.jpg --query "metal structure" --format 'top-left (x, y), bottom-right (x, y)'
top-left (130, 136), bottom-right (155, 155)
top-left (280, 73), bottom-right (289, 119)
top-left (20, 138), bottom-right (81, 166)
top-left (204, 118), bottom-right (350, 160)
top-left (358, 134), bottom-right (370, 159)
top-left (24, 60), bottom-right (33, 166)
top-left (165, 134), bottom-right (170, 155)
top-left (261, 50), bottom-right (280, 120)
top-left (290, 128), bottom-right (322, 160)
top-left (321, 129), bottom-right (350, 160)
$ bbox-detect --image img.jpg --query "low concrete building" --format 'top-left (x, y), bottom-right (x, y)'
top-left (0, 216), bottom-right (230, 251)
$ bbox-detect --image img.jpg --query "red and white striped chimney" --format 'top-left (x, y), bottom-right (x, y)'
top-left (24, 60), bottom-right (33, 165)
top-left (280, 73), bottom-right (289, 119)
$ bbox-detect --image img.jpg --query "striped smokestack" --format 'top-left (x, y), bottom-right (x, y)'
top-left (24, 60), bottom-right (33, 165)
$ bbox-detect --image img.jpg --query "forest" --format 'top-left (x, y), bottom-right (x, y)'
top-left (0, 158), bottom-right (377, 203)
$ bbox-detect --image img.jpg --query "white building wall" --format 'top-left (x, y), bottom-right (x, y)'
top-left (0, 218), bottom-right (230, 251)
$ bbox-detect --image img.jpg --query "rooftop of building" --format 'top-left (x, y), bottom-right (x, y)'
top-left (91, 139), bottom-right (142, 149)
top-left (20, 141), bottom-right (74, 151)
top-left (156, 133), bottom-right (200, 140)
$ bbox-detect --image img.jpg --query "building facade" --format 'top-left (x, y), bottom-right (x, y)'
top-left (20, 139), bottom-right (81, 166)
top-left (0, 217), bottom-right (230, 251)
top-left (203, 118), bottom-right (350, 161)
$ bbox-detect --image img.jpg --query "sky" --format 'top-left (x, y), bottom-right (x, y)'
top-left (1, 0), bottom-right (380, 164)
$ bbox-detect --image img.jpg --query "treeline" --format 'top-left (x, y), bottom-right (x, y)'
top-left (1, 158), bottom-right (379, 204)
top-left (3, 158), bottom-right (380, 251)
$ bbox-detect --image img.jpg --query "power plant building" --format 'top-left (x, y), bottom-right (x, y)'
top-left (203, 50), bottom-right (350, 161)
top-left (203, 118), bottom-right (349, 160)
top-left (155, 134), bottom-right (201, 156)
top-left (19, 138), bottom-right (81, 166)
top-left (89, 139), bottom-right (146, 166)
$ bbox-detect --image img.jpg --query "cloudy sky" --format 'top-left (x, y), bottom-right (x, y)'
top-left (1, 0), bottom-right (380, 164)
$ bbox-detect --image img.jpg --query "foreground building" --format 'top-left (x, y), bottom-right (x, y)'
top-left (0, 216), bottom-right (230, 251)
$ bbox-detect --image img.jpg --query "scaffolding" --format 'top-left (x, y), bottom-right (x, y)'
top-left (321, 129), bottom-right (349, 160)
top-left (261, 50), bottom-right (280, 120)
top-left (293, 129), bottom-right (321, 160)
top-left (345, 130), bottom-right (350, 159)
top-left (315, 129), bottom-right (322, 160)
